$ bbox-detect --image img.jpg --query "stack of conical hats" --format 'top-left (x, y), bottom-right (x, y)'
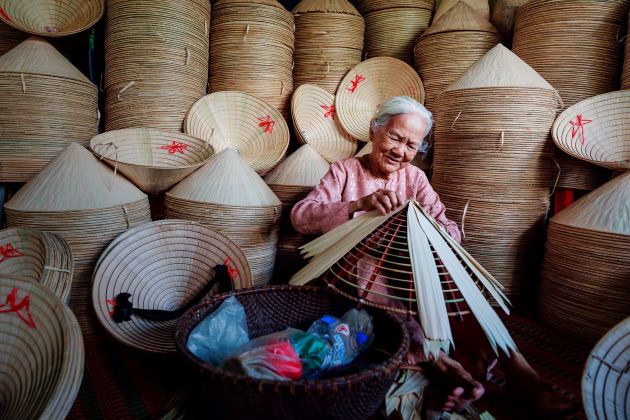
top-left (431, 44), bottom-right (560, 298)
top-left (209, 0), bottom-right (295, 120)
top-left (104, 0), bottom-right (210, 132)
top-left (0, 20), bottom-right (28, 55)
top-left (0, 37), bottom-right (98, 182)
top-left (292, 0), bottom-right (364, 94)
top-left (264, 145), bottom-right (330, 279)
top-left (0, 227), bottom-right (74, 304)
top-left (0, 0), bottom-right (103, 36)
top-left (355, 0), bottom-right (435, 64)
top-left (539, 172), bottom-right (630, 343)
top-left (624, 10), bottom-right (630, 90)
top-left (433, 0), bottom-right (489, 23)
top-left (512, 0), bottom-right (629, 191)
top-left (0, 276), bottom-right (84, 419)
top-left (165, 148), bottom-right (282, 286)
top-left (4, 143), bottom-right (151, 335)
top-left (414, 1), bottom-right (501, 113)
top-left (489, 0), bottom-right (528, 45)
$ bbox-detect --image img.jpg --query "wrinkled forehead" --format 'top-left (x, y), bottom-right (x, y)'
top-left (381, 112), bottom-right (426, 137)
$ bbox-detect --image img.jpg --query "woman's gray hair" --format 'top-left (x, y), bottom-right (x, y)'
top-left (370, 96), bottom-right (433, 152)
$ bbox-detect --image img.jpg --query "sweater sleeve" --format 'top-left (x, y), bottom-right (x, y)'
top-left (414, 172), bottom-right (462, 244)
top-left (290, 161), bottom-right (351, 235)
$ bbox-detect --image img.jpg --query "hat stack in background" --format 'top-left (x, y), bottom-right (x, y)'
top-left (623, 9), bottom-right (630, 90)
top-left (538, 172), bottom-right (630, 343)
top-left (434, 0), bottom-right (489, 22)
top-left (292, 0), bottom-right (364, 94)
top-left (354, 0), bottom-right (435, 64)
top-left (264, 144), bottom-right (330, 279)
top-left (512, 0), bottom-right (630, 191)
top-left (431, 44), bottom-right (560, 299)
top-left (209, 0), bottom-right (295, 120)
top-left (0, 37), bottom-right (99, 182)
top-left (4, 143), bottom-right (152, 335)
top-left (489, 0), bottom-right (528, 46)
top-left (165, 148), bottom-right (282, 286)
top-left (0, 21), bottom-right (28, 55)
top-left (414, 1), bottom-right (501, 114)
top-left (104, 0), bottom-right (210, 132)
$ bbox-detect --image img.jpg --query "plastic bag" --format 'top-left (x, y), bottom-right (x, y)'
top-left (290, 330), bottom-right (331, 379)
top-left (187, 296), bottom-right (249, 366)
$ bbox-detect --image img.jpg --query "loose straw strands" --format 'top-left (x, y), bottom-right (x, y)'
top-left (0, 37), bottom-right (98, 182)
top-left (104, 0), bottom-right (210, 132)
top-left (90, 128), bottom-right (215, 194)
top-left (0, 0), bottom-right (104, 37)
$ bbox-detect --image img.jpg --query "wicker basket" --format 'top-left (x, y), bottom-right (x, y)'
top-left (175, 285), bottom-right (409, 420)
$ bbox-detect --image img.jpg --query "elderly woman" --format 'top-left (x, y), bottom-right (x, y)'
top-left (291, 97), bottom-right (576, 417)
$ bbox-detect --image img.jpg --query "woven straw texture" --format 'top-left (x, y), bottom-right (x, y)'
top-left (0, 20), bottom-right (28, 55)
top-left (582, 317), bottom-right (630, 420)
top-left (538, 172), bottom-right (629, 343)
top-left (90, 128), bottom-right (215, 194)
top-left (0, 37), bottom-right (98, 182)
top-left (0, 276), bottom-right (84, 419)
top-left (512, 0), bottom-right (628, 190)
top-left (336, 57), bottom-right (425, 141)
top-left (209, 0), bottom-right (295, 120)
top-left (0, 228), bottom-right (73, 304)
top-left (434, 0), bottom-right (490, 22)
top-left (0, 0), bottom-right (104, 36)
top-left (624, 10), bottom-right (630, 89)
top-left (489, 0), bottom-right (528, 44)
top-left (92, 220), bottom-right (252, 354)
top-left (4, 143), bottom-right (151, 337)
top-left (104, 0), bottom-right (210, 132)
top-left (552, 90), bottom-right (630, 171)
top-left (414, 1), bottom-right (501, 113)
top-left (175, 285), bottom-right (409, 420)
top-left (431, 44), bottom-right (560, 298)
top-left (291, 84), bottom-right (357, 162)
top-left (292, 0), bottom-right (364, 93)
top-left (184, 91), bottom-right (289, 176)
top-left (165, 148), bottom-right (282, 286)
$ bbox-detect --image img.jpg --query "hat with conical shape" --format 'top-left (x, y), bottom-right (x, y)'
top-left (168, 148), bottom-right (281, 207)
top-left (433, 0), bottom-right (490, 22)
top-left (445, 43), bottom-right (555, 91)
top-left (551, 172), bottom-right (629, 236)
top-left (0, 36), bottom-right (91, 83)
top-left (265, 145), bottom-right (330, 187)
top-left (292, 0), bottom-right (361, 15)
top-left (423, 1), bottom-right (498, 37)
top-left (215, 0), bottom-right (285, 8)
top-left (5, 143), bottom-right (147, 212)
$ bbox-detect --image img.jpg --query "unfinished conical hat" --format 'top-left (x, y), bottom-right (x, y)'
top-left (433, 0), bottom-right (490, 22)
top-left (445, 43), bottom-right (555, 92)
top-left (336, 57), bottom-right (425, 141)
top-left (0, 37), bottom-right (91, 83)
top-left (167, 148), bottom-right (281, 207)
top-left (423, 1), bottom-right (498, 37)
top-left (0, 0), bottom-right (104, 36)
top-left (264, 144), bottom-right (330, 187)
top-left (292, 0), bottom-right (361, 15)
top-left (5, 143), bottom-right (148, 212)
top-left (551, 172), bottom-right (629, 236)
top-left (184, 92), bottom-right (290, 175)
top-left (552, 90), bottom-right (630, 171)
top-left (291, 84), bottom-right (357, 162)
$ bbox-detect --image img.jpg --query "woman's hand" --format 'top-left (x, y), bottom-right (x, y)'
top-left (349, 188), bottom-right (404, 215)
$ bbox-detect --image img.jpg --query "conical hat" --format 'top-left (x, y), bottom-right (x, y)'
top-left (0, 0), bottom-right (104, 37)
top-left (292, 0), bottom-right (361, 15)
top-left (445, 43), bottom-right (555, 92)
top-left (264, 144), bottom-right (330, 187)
top-left (0, 37), bottom-right (91, 84)
top-left (5, 143), bottom-right (147, 212)
top-left (167, 148), bottom-right (281, 207)
top-left (215, 0), bottom-right (287, 10)
top-left (551, 172), bottom-right (629, 236)
top-left (433, 0), bottom-right (490, 22)
top-left (423, 1), bottom-right (498, 37)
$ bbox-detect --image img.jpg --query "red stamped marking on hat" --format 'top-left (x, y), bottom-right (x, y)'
top-left (321, 104), bottom-right (335, 120)
top-left (570, 114), bottom-right (592, 145)
top-left (0, 287), bottom-right (36, 329)
top-left (224, 256), bottom-right (240, 280)
top-left (160, 141), bottom-right (189, 154)
top-left (106, 298), bottom-right (117, 317)
top-left (0, 243), bottom-right (24, 264)
top-left (347, 74), bottom-right (365, 94)
top-left (0, 8), bottom-right (12, 22)
top-left (258, 116), bottom-right (276, 134)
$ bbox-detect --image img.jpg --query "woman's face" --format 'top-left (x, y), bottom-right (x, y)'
top-left (369, 113), bottom-right (426, 177)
